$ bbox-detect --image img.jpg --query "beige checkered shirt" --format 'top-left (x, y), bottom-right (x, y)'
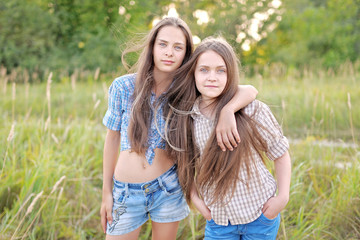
top-left (191, 99), bottom-right (289, 225)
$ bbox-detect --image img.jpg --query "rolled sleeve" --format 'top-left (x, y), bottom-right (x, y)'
top-left (103, 81), bottom-right (124, 131)
top-left (256, 102), bottom-right (289, 161)
top-left (266, 135), bottom-right (289, 161)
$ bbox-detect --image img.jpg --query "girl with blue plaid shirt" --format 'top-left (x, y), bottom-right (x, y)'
top-left (100, 18), bottom-right (258, 240)
top-left (165, 37), bottom-right (291, 239)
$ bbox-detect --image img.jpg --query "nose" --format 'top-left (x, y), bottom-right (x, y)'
top-left (207, 70), bottom-right (217, 81)
top-left (165, 47), bottom-right (173, 57)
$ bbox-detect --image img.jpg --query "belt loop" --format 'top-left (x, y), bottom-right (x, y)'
top-left (124, 183), bottom-right (129, 195)
top-left (157, 175), bottom-right (164, 189)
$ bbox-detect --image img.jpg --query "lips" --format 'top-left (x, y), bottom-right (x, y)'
top-left (161, 60), bottom-right (174, 65)
top-left (205, 85), bottom-right (218, 88)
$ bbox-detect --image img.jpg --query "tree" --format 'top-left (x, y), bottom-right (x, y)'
top-left (0, 0), bottom-right (56, 72)
top-left (259, 0), bottom-right (360, 69)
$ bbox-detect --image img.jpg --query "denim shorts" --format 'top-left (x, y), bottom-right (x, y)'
top-left (106, 165), bottom-right (190, 235)
top-left (204, 213), bottom-right (280, 240)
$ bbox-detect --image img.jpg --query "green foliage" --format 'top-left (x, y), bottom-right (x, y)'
top-left (0, 0), bottom-right (360, 79)
top-left (0, 0), bottom-right (56, 72)
top-left (258, 0), bottom-right (360, 69)
top-left (168, 0), bottom-right (284, 68)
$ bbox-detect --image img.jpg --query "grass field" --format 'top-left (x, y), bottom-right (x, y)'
top-left (0, 65), bottom-right (359, 239)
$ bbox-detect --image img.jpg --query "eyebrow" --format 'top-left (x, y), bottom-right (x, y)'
top-left (157, 39), bottom-right (185, 46)
top-left (197, 64), bottom-right (226, 68)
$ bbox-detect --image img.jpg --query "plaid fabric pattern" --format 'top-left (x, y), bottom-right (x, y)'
top-left (191, 99), bottom-right (289, 225)
top-left (103, 74), bottom-right (166, 165)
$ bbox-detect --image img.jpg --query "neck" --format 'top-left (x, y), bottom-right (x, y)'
top-left (199, 97), bottom-right (216, 119)
top-left (153, 69), bottom-right (172, 97)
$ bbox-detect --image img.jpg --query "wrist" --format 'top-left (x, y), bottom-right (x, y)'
top-left (221, 104), bottom-right (235, 114)
top-left (102, 191), bottom-right (113, 201)
top-left (190, 192), bottom-right (199, 200)
top-left (102, 184), bottom-right (113, 196)
top-left (277, 192), bottom-right (289, 204)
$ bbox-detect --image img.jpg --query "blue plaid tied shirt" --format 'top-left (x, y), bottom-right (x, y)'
top-left (103, 74), bottom-right (166, 165)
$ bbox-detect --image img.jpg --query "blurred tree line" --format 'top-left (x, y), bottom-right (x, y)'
top-left (0, 0), bottom-right (359, 80)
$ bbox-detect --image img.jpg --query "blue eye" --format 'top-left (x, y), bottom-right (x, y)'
top-left (159, 42), bottom-right (166, 47)
top-left (175, 46), bottom-right (183, 51)
top-left (200, 68), bottom-right (208, 73)
top-left (218, 68), bottom-right (226, 73)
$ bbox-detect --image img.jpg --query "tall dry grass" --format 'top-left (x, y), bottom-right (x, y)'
top-left (0, 64), bottom-right (359, 239)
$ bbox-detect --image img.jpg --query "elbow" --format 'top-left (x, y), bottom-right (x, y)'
top-left (251, 85), bottom-right (258, 99)
top-left (106, 129), bottom-right (121, 142)
top-left (245, 85), bottom-right (258, 100)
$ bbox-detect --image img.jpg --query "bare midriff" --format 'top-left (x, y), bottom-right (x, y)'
top-left (114, 148), bottom-right (175, 183)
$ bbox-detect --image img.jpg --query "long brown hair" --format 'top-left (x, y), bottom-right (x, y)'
top-left (125, 17), bottom-right (193, 155)
top-left (164, 37), bottom-right (268, 205)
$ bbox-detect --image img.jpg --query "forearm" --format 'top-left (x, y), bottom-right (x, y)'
top-left (261, 151), bottom-right (291, 218)
top-left (190, 182), bottom-right (212, 220)
top-left (190, 182), bottom-right (199, 199)
top-left (274, 151), bottom-right (291, 201)
top-left (223, 85), bottom-right (258, 113)
top-left (216, 85), bottom-right (258, 150)
top-left (102, 129), bottom-right (120, 196)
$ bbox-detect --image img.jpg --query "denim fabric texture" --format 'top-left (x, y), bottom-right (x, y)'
top-left (106, 165), bottom-right (190, 235)
top-left (204, 213), bottom-right (280, 240)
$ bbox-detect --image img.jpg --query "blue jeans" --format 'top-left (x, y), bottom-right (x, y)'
top-left (106, 165), bottom-right (190, 235)
top-left (205, 213), bottom-right (280, 240)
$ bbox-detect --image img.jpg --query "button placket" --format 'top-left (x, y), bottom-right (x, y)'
top-left (143, 184), bottom-right (150, 194)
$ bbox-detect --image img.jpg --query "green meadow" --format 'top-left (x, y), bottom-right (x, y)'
top-left (0, 64), bottom-right (359, 239)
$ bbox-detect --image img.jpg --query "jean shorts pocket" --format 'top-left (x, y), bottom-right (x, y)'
top-left (112, 182), bottom-right (128, 204)
top-left (161, 173), bottom-right (182, 195)
top-left (259, 213), bottom-right (278, 226)
top-left (206, 219), bottom-right (216, 226)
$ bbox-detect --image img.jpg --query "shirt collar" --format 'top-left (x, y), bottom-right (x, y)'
top-left (191, 97), bottom-right (203, 119)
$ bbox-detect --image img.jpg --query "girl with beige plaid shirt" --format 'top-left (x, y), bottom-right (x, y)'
top-left (164, 37), bottom-right (291, 239)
